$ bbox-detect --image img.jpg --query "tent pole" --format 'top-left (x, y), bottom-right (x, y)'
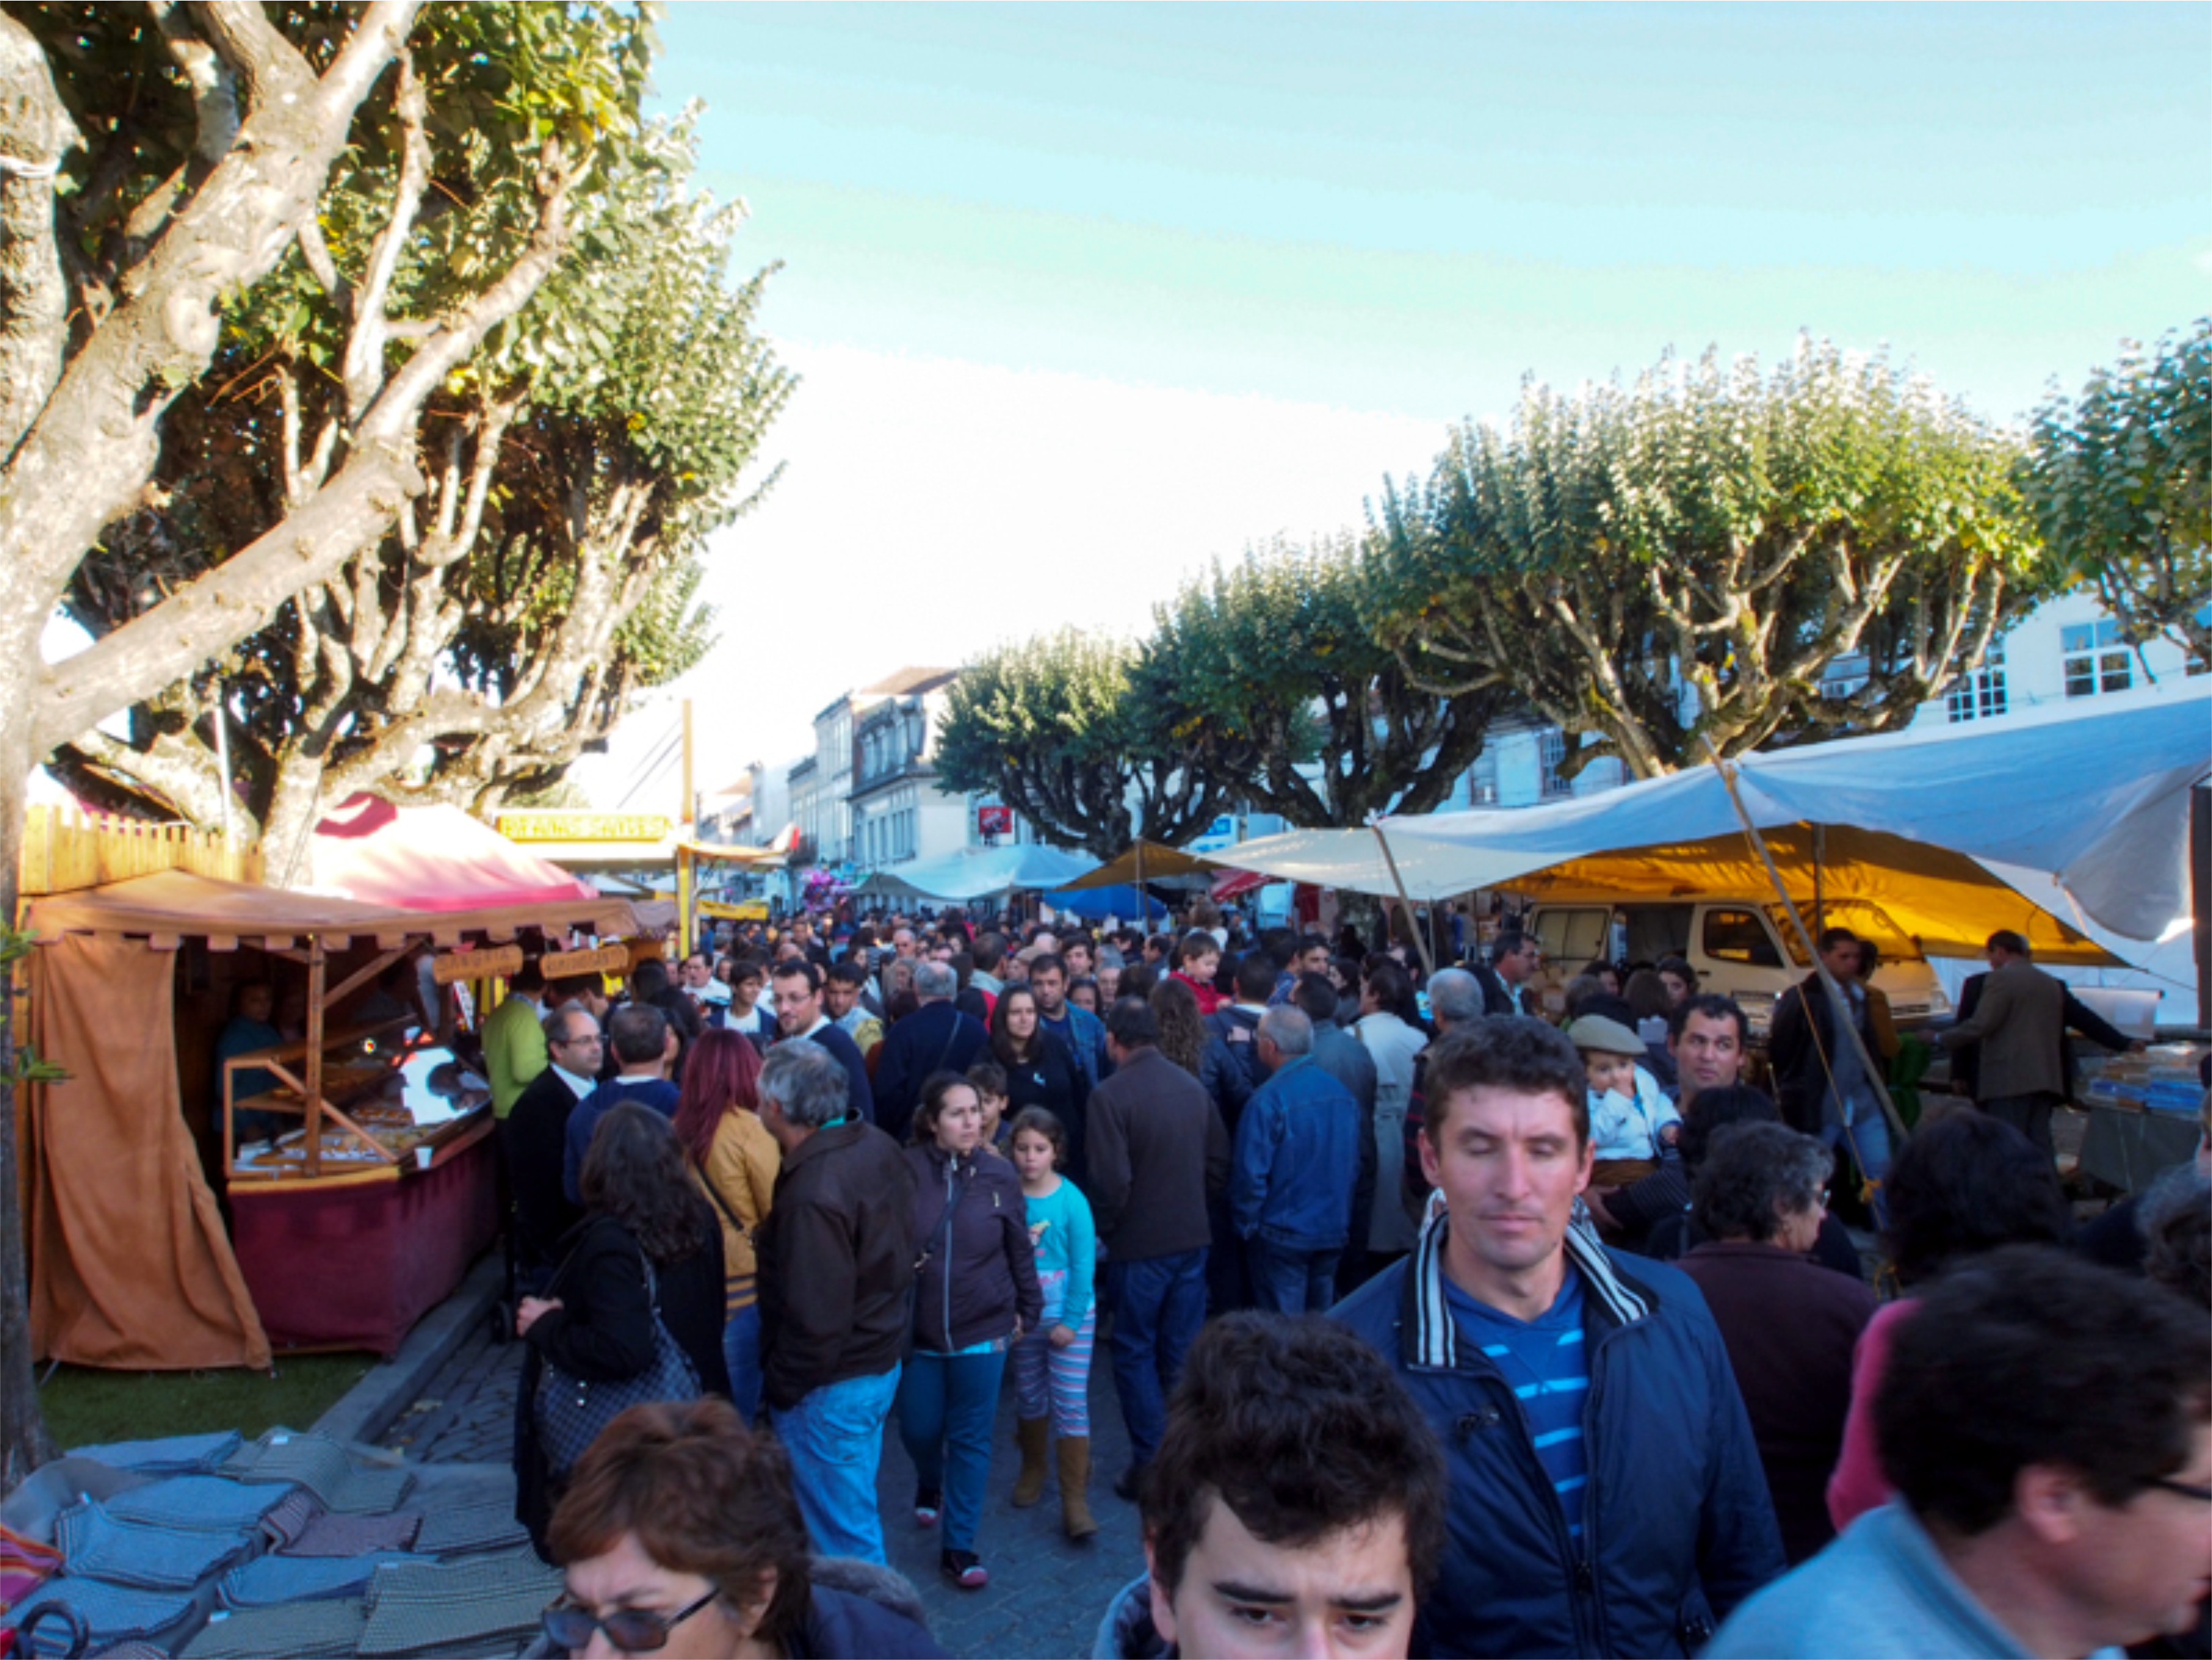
top-left (1136, 839), bottom-right (1146, 929)
top-left (1702, 746), bottom-right (1908, 1146)
top-left (1370, 821), bottom-right (1435, 981)
top-left (303, 935), bottom-right (326, 1179)
top-left (677, 845), bottom-right (694, 960)
top-left (1813, 823), bottom-right (1825, 931)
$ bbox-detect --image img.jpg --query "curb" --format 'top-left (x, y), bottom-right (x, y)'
top-left (313, 1252), bottom-right (505, 1449)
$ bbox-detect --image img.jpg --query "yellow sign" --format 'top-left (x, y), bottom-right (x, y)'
top-left (432, 943), bottom-right (524, 985)
top-left (542, 942), bottom-right (632, 978)
top-left (497, 812), bottom-right (671, 844)
top-left (700, 899), bottom-right (769, 921)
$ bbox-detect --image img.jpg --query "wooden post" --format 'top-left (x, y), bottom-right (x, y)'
top-left (1369, 822), bottom-right (1435, 981)
top-left (677, 844), bottom-right (694, 960)
top-left (1702, 747), bottom-right (1909, 1146)
top-left (303, 936), bottom-right (326, 1178)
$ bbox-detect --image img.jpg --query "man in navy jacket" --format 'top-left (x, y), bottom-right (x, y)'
top-left (1231, 1006), bottom-right (1361, 1313)
top-left (1332, 1015), bottom-right (1784, 1658)
top-left (869, 960), bottom-right (986, 1144)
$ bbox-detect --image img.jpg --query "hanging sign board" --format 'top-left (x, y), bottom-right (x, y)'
top-left (497, 812), bottom-right (671, 843)
top-left (432, 943), bottom-right (524, 985)
top-left (542, 942), bottom-right (632, 978)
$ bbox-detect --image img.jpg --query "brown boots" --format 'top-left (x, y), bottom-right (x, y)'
top-left (1012, 1418), bottom-right (1096, 1538)
top-left (1057, 1435), bottom-right (1098, 1540)
top-left (1010, 1416), bottom-right (1050, 1508)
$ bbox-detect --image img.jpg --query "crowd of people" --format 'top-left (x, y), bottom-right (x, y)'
top-left (476, 901), bottom-right (2209, 1660)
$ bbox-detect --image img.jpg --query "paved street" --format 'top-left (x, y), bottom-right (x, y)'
top-left (381, 1318), bottom-right (1143, 1659)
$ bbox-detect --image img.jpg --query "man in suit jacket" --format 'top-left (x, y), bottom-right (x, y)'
top-left (1470, 929), bottom-right (1542, 1017)
top-left (1952, 952), bottom-right (2138, 1105)
top-left (868, 960), bottom-right (986, 1144)
top-left (1939, 931), bottom-right (2137, 1156)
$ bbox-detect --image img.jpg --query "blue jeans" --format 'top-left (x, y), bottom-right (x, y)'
top-left (770, 1363), bottom-right (900, 1565)
top-left (896, 1346), bottom-right (1008, 1553)
top-left (1245, 1239), bottom-right (1341, 1314)
top-left (722, 1303), bottom-right (762, 1424)
top-left (1104, 1248), bottom-right (1207, 1469)
top-left (1823, 1095), bottom-right (1892, 1228)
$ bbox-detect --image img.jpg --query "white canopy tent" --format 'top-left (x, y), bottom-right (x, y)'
top-left (1382, 680), bottom-right (2209, 944)
top-left (851, 843), bottom-right (1096, 904)
top-left (1202, 683), bottom-right (2207, 962)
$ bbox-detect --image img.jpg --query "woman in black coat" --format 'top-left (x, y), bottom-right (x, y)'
top-left (514, 1102), bottom-right (727, 1554)
top-left (896, 1072), bottom-right (1041, 1591)
top-left (990, 986), bottom-right (1090, 1185)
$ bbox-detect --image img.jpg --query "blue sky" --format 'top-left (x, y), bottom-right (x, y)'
top-left (656, 3), bottom-right (2208, 422)
top-left (577, 2), bottom-right (2212, 802)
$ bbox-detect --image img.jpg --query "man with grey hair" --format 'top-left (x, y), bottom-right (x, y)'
top-left (755, 1040), bottom-right (914, 1566)
top-left (869, 957), bottom-right (987, 1144)
top-left (1231, 1004), bottom-right (1364, 1313)
top-left (1427, 966), bottom-right (1486, 1033)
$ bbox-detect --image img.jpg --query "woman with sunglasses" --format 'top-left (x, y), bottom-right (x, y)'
top-left (544, 1397), bottom-right (943, 1658)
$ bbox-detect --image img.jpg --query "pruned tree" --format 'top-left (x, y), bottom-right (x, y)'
top-left (1147, 535), bottom-right (1503, 827)
top-left (935, 629), bottom-right (1240, 860)
top-left (0, 0), bottom-right (653, 1488)
top-left (2020, 319), bottom-right (2211, 663)
top-left (1365, 338), bottom-right (2042, 778)
top-left (50, 113), bottom-right (789, 867)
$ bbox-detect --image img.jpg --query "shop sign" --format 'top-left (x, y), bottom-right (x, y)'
top-left (497, 812), bottom-right (671, 843)
top-left (977, 805), bottom-right (1014, 837)
top-left (432, 943), bottom-right (524, 984)
top-left (542, 942), bottom-right (632, 978)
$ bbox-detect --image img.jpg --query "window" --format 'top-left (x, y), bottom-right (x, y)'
top-left (2062, 620), bottom-right (2132, 698)
top-left (1702, 907), bottom-right (1784, 968)
top-left (1945, 641), bottom-right (2007, 723)
top-left (1468, 750), bottom-right (1500, 806)
top-left (1821, 652), bottom-right (1870, 702)
top-left (1539, 730), bottom-right (1572, 798)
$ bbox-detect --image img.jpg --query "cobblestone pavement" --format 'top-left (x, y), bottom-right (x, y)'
top-left (381, 1319), bottom-right (1143, 1659)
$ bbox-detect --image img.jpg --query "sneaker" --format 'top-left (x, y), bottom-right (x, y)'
top-left (1112, 1463), bottom-right (1146, 1503)
top-left (914, 1487), bottom-right (941, 1527)
top-left (941, 1549), bottom-right (989, 1589)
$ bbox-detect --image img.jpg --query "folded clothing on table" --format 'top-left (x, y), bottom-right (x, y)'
top-left (283, 1508), bottom-right (423, 1558)
top-left (356, 1553), bottom-right (563, 1657)
top-left (220, 1551), bottom-right (426, 1608)
top-left (64, 1431), bottom-right (243, 1476)
top-left (220, 1430), bottom-right (414, 1515)
top-left (53, 1502), bottom-right (256, 1592)
top-left (6, 1578), bottom-right (203, 1658)
top-left (180, 1597), bottom-right (370, 1659)
top-left (103, 1476), bottom-right (293, 1536)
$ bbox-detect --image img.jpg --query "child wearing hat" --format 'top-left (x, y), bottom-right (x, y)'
top-left (1567, 1013), bottom-right (1681, 1185)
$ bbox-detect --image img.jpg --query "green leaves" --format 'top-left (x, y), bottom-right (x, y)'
top-left (2019, 320), bottom-right (2211, 661)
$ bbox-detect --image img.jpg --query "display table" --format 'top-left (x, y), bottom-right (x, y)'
top-left (2076, 1107), bottom-right (2203, 1195)
top-left (228, 1115), bottom-right (499, 1355)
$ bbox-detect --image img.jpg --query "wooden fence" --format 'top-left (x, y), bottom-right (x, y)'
top-left (19, 805), bottom-right (263, 896)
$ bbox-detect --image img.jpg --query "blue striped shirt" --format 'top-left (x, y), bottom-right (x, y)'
top-left (1443, 1266), bottom-right (1592, 1539)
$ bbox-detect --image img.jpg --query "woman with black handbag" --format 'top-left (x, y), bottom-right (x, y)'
top-left (514, 1102), bottom-right (728, 1555)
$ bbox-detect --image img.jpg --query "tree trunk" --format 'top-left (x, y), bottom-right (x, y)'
top-left (0, 697), bottom-right (58, 1489)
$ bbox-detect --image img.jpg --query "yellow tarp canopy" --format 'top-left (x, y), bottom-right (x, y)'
top-left (1055, 840), bottom-right (1222, 890)
top-left (1500, 823), bottom-right (2119, 966)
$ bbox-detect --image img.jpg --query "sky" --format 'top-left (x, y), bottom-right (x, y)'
top-left (560, 3), bottom-right (2212, 812)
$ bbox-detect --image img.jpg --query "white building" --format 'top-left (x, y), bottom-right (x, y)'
top-left (848, 667), bottom-right (974, 873)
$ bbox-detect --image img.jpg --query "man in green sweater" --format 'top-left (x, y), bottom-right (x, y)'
top-left (483, 959), bottom-right (549, 1119)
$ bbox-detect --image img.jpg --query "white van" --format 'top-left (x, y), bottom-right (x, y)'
top-left (1527, 897), bottom-right (1952, 1042)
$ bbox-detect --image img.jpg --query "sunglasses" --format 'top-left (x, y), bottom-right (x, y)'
top-left (542, 1587), bottom-right (718, 1654)
top-left (2146, 1477), bottom-right (2212, 1504)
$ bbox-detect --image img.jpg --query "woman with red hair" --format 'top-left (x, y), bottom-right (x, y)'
top-left (672, 1029), bottom-right (781, 1422)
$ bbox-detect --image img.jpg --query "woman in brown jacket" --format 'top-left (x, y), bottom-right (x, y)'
top-left (672, 1029), bottom-right (780, 1422)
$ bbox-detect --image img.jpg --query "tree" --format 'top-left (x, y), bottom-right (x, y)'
top-left (935, 629), bottom-right (1240, 860)
top-left (2020, 320), bottom-right (2211, 664)
top-left (1147, 535), bottom-right (1503, 827)
top-left (48, 114), bottom-right (789, 860)
top-left (0, 0), bottom-right (652, 1489)
top-left (1365, 338), bottom-right (2041, 779)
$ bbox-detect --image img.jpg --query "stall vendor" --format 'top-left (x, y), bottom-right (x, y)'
top-left (215, 982), bottom-right (287, 1148)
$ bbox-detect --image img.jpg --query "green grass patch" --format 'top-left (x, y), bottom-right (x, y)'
top-left (36, 1352), bottom-right (377, 1452)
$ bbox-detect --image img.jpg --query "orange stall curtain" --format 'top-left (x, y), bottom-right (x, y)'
top-left (28, 934), bottom-right (271, 1371)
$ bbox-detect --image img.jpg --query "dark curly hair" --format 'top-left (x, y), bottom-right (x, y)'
top-left (1876, 1246), bottom-right (2212, 1536)
top-left (1421, 1017), bottom-right (1589, 1142)
top-left (2143, 1169), bottom-right (2211, 1309)
top-left (578, 1101), bottom-right (714, 1265)
top-left (1677, 1083), bottom-right (1782, 1170)
top-left (548, 1397), bottom-right (812, 1644)
top-left (1148, 977), bottom-right (1207, 1077)
top-left (1690, 1121), bottom-right (1831, 1244)
top-left (1143, 1313), bottom-right (1447, 1601)
top-left (1881, 1111), bottom-right (2069, 1288)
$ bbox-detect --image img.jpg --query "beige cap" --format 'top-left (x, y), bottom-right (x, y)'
top-left (1565, 1014), bottom-right (1645, 1058)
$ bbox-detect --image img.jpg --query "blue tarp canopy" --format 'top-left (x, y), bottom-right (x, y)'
top-left (851, 843), bottom-right (1096, 903)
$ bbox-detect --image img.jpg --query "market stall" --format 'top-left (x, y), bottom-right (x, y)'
top-left (21, 864), bottom-right (638, 1364)
top-left (2073, 1044), bottom-right (2210, 1193)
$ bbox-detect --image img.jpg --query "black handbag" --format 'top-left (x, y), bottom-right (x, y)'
top-left (533, 1252), bottom-right (700, 1477)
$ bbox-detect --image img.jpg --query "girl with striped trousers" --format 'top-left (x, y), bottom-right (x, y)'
top-left (1006, 1107), bottom-right (1099, 1538)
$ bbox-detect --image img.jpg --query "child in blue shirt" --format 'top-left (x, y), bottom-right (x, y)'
top-left (1008, 1107), bottom-right (1098, 1539)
